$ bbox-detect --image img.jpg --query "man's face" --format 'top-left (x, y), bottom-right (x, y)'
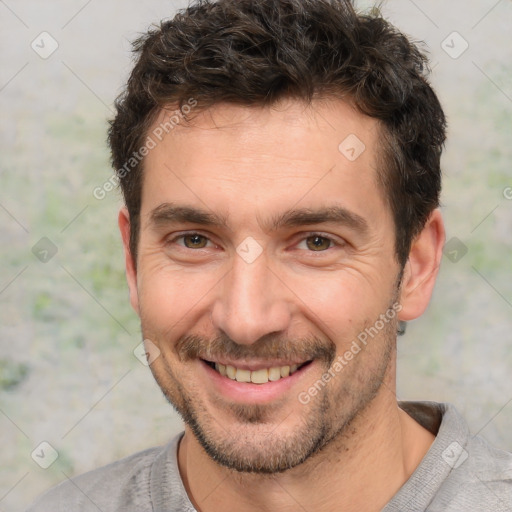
top-left (126, 99), bottom-right (404, 473)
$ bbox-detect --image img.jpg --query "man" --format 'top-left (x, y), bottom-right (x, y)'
top-left (29, 0), bottom-right (512, 510)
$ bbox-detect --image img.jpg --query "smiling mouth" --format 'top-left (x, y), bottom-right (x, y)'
top-left (202, 360), bottom-right (312, 384)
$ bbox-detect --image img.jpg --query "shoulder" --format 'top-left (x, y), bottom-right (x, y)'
top-left (431, 406), bottom-right (512, 511)
top-left (27, 440), bottom-right (176, 512)
top-left (388, 402), bottom-right (512, 512)
top-left (435, 436), bottom-right (512, 510)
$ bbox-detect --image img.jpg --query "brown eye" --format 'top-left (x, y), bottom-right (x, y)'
top-left (305, 236), bottom-right (332, 251)
top-left (183, 234), bottom-right (208, 248)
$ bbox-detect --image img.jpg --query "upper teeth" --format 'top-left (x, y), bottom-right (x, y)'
top-left (215, 363), bottom-right (300, 384)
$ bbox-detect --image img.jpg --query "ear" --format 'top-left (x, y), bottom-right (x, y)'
top-left (118, 207), bottom-right (140, 315)
top-left (398, 209), bottom-right (445, 321)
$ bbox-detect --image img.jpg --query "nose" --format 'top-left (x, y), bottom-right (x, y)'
top-left (210, 250), bottom-right (292, 345)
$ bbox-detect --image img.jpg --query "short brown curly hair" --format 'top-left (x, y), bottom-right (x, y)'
top-left (108, 0), bottom-right (446, 267)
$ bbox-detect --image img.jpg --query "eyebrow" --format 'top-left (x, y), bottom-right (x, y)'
top-left (149, 202), bottom-right (368, 234)
top-left (266, 206), bottom-right (369, 234)
top-left (149, 203), bottom-right (229, 228)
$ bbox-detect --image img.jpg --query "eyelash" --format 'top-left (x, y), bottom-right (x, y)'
top-left (295, 233), bottom-right (338, 251)
top-left (168, 231), bottom-right (341, 251)
top-left (170, 232), bottom-right (215, 249)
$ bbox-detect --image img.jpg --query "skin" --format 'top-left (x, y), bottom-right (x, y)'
top-left (119, 98), bottom-right (445, 511)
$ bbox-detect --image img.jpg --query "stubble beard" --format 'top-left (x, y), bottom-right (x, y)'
top-left (143, 300), bottom-right (398, 475)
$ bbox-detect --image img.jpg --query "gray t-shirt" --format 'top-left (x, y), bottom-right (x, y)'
top-left (28, 402), bottom-right (512, 511)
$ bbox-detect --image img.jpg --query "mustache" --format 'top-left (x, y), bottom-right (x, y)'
top-left (175, 332), bottom-right (336, 365)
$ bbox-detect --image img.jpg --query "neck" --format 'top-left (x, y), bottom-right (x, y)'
top-left (178, 389), bottom-right (434, 512)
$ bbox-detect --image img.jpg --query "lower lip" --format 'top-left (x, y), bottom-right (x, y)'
top-left (199, 359), bottom-right (313, 404)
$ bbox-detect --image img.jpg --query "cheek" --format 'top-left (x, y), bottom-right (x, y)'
top-left (286, 270), bottom-right (383, 334)
top-left (136, 258), bottom-right (221, 331)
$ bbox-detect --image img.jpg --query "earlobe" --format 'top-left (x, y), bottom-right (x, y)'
top-left (398, 209), bottom-right (445, 321)
top-left (118, 207), bottom-right (140, 315)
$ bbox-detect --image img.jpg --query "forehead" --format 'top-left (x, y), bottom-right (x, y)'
top-left (141, 98), bottom-right (388, 229)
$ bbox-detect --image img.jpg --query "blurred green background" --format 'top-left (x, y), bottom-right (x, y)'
top-left (1, 0), bottom-right (511, 509)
